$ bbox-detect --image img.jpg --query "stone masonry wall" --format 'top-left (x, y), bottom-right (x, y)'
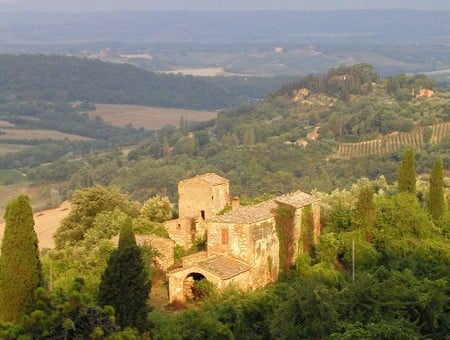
top-left (248, 219), bottom-right (280, 285)
top-left (164, 217), bottom-right (193, 249)
top-left (135, 235), bottom-right (175, 271)
top-left (207, 221), bottom-right (252, 263)
top-left (178, 178), bottom-right (213, 220)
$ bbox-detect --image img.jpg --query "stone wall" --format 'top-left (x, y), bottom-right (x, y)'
top-left (178, 177), bottom-right (229, 221)
top-left (248, 219), bottom-right (279, 285)
top-left (207, 221), bottom-right (252, 262)
top-left (179, 178), bottom-right (213, 219)
top-left (135, 235), bottom-right (175, 271)
top-left (211, 184), bottom-right (230, 216)
top-left (312, 201), bottom-right (321, 243)
top-left (164, 217), bottom-right (193, 249)
top-left (208, 218), bottom-right (279, 288)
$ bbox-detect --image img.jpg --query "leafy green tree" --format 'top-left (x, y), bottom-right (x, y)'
top-left (54, 185), bottom-right (141, 248)
top-left (427, 157), bottom-right (446, 220)
top-left (0, 195), bottom-right (42, 323)
top-left (140, 195), bottom-right (173, 223)
top-left (398, 148), bottom-right (416, 194)
top-left (98, 219), bottom-right (150, 331)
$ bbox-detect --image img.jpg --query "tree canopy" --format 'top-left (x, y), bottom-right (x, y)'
top-left (0, 195), bottom-right (42, 323)
top-left (98, 219), bottom-right (150, 331)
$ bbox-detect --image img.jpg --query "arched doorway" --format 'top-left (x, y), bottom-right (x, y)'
top-left (183, 272), bottom-right (207, 301)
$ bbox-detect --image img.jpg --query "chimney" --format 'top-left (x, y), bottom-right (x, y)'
top-left (232, 196), bottom-right (240, 212)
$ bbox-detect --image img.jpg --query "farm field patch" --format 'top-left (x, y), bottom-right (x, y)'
top-left (0, 128), bottom-right (92, 141)
top-left (90, 104), bottom-right (217, 130)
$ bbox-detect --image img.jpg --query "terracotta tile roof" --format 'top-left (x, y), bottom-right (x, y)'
top-left (196, 173), bottom-right (229, 185)
top-left (197, 255), bottom-right (250, 280)
top-left (274, 190), bottom-right (318, 208)
top-left (211, 191), bottom-right (318, 224)
top-left (211, 200), bottom-right (277, 223)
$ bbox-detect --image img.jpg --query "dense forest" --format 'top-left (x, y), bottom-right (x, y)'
top-left (0, 54), bottom-right (291, 110)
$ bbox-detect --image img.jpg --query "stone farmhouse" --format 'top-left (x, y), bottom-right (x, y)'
top-left (159, 173), bottom-right (320, 302)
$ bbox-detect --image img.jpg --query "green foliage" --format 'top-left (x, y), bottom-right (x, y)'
top-left (54, 185), bottom-right (141, 248)
top-left (0, 195), bottom-right (42, 323)
top-left (0, 280), bottom-right (118, 338)
top-left (191, 279), bottom-right (216, 300)
top-left (270, 278), bottom-right (339, 339)
top-left (98, 222), bottom-right (151, 331)
top-left (132, 217), bottom-right (169, 238)
top-left (385, 73), bottom-right (435, 100)
top-left (428, 157), bottom-right (447, 220)
top-left (117, 218), bottom-right (137, 249)
top-left (280, 63), bottom-right (378, 100)
top-left (300, 205), bottom-right (314, 254)
top-left (352, 183), bottom-right (375, 228)
top-left (0, 54), bottom-right (274, 110)
top-left (398, 148), bottom-right (416, 194)
top-left (274, 204), bottom-right (296, 273)
top-left (83, 208), bottom-right (129, 250)
top-left (140, 195), bottom-right (173, 223)
top-left (43, 239), bottom-right (114, 294)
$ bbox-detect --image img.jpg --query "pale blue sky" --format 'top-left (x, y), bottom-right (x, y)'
top-left (1, 0), bottom-right (450, 12)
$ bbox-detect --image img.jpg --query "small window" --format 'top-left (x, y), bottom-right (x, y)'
top-left (212, 196), bottom-right (214, 200)
top-left (177, 223), bottom-right (181, 229)
top-left (201, 210), bottom-right (205, 220)
top-left (221, 229), bottom-right (229, 245)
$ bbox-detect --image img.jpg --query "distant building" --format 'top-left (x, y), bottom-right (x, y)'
top-left (274, 46), bottom-right (284, 53)
top-left (416, 88), bottom-right (434, 98)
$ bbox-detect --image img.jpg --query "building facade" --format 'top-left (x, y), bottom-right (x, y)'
top-left (164, 173), bottom-right (321, 302)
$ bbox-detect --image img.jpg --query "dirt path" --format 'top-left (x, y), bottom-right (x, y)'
top-left (0, 201), bottom-right (71, 250)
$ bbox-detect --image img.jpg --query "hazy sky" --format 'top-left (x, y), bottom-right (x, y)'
top-left (1, 0), bottom-right (450, 12)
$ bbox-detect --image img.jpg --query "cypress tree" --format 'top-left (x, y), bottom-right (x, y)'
top-left (98, 218), bottom-right (150, 331)
top-left (0, 195), bottom-right (42, 323)
top-left (398, 148), bottom-right (416, 194)
top-left (428, 158), bottom-right (446, 220)
top-left (353, 184), bottom-right (375, 228)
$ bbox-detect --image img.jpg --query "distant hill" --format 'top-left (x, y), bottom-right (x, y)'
top-left (0, 54), bottom-right (289, 110)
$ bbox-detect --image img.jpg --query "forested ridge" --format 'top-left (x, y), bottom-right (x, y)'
top-left (0, 54), bottom-right (289, 110)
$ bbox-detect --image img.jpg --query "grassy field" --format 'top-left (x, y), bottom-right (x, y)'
top-left (0, 128), bottom-right (92, 141)
top-left (0, 200), bottom-right (71, 250)
top-left (0, 182), bottom-right (50, 220)
top-left (0, 144), bottom-right (30, 155)
top-left (90, 104), bottom-right (217, 130)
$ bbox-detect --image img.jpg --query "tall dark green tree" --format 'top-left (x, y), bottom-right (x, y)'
top-left (353, 184), bottom-right (375, 228)
top-left (428, 158), bottom-right (446, 220)
top-left (397, 148), bottom-right (416, 194)
top-left (98, 219), bottom-right (150, 331)
top-left (0, 195), bottom-right (42, 323)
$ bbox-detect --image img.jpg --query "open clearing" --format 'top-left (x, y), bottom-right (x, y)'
top-left (0, 144), bottom-right (30, 155)
top-left (0, 200), bottom-right (71, 250)
top-left (90, 104), bottom-right (217, 130)
top-left (0, 128), bottom-right (92, 141)
top-left (158, 67), bottom-right (254, 77)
